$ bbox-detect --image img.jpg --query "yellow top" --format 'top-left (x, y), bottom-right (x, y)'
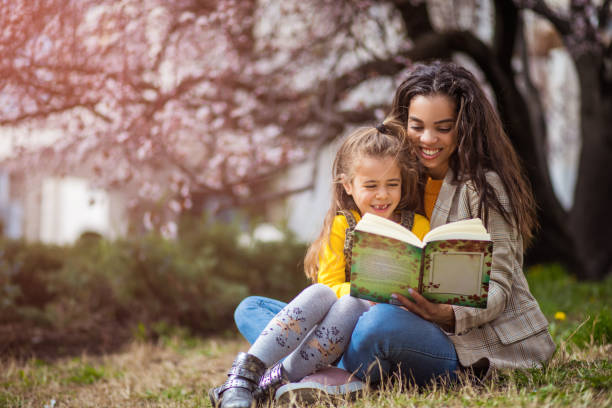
top-left (424, 177), bottom-right (444, 220)
top-left (317, 210), bottom-right (430, 297)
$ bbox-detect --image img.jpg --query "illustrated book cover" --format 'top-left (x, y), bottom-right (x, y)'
top-left (349, 213), bottom-right (492, 308)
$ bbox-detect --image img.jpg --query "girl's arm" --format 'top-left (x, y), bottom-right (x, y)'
top-left (317, 215), bottom-right (351, 297)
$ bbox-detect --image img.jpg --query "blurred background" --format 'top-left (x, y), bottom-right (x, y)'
top-left (0, 0), bottom-right (610, 357)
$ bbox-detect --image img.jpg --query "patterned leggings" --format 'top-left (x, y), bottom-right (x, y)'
top-left (247, 283), bottom-right (370, 382)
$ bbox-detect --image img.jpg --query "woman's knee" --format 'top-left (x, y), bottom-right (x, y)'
top-left (234, 296), bottom-right (259, 322)
top-left (350, 304), bottom-right (437, 347)
top-left (234, 296), bottom-right (287, 344)
top-left (354, 304), bottom-right (403, 332)
top-left (349, 304), bottom-right (398, 346)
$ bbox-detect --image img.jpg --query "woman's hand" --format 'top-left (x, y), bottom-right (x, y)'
top-left (391, 289), bottom-right (456, 332)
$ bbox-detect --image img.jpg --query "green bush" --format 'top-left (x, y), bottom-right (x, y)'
top-left (0, 239), bottom-right (67, 324)
top-left (123, 233), bottom-right (250, 332)
top-left (4, 224), bottom-right (610, 354)
top-left (175, 214), bottom-right (309, 301)
top-left (0, 216), bottom-right (309, 343)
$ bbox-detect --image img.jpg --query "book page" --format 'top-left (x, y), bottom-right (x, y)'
top-left (420, 239), bottom-right (492, 308)
top-left (426, 252), bottom-right (483, 295)
top-left (423, 232), bottom-right (490, 242)
top-left (423, 218), bottom-right (489, 244)
top-left (355, 213), bottom-right (423, 247)
top-left (354, 253), bottom-right (419, 288)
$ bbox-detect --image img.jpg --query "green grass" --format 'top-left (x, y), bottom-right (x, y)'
top-left (0, 392), bottom-right (22, 408)
top-left (0, 264), bottom-right (610, 407)
top-left (527, 263), bottom-right (612, 347)
top-left (64, 363), bottom-right (106, 385)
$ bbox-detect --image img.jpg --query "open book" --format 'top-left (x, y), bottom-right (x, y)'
top-left (349, 213), bottom-right (492, 308)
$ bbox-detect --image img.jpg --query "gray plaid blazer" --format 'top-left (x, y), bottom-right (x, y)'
top-left (432, 169), bottom-right (555, 375)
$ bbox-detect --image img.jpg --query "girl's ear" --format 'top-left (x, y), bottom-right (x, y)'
top-left (341, 174), bottom-right (353, 196)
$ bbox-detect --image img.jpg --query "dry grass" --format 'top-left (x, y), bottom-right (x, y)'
top-left (1, 333), bottom-right (610, 408)
top-left (0, 334), bottom-right (245, 408)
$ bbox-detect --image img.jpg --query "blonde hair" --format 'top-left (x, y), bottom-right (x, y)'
top-left (303, 117), bottom-right (422, 281)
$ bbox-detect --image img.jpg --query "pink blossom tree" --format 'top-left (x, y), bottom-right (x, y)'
top-left (1, 0), bottom-right (610, 278)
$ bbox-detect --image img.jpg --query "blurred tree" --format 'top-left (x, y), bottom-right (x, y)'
top-left (0, 0), bottom-right (610, 278)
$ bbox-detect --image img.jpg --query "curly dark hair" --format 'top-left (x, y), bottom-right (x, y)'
top-left (389, 61), bottom-right (537, 245)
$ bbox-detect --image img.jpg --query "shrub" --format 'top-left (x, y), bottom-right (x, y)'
top-left (0, 239), bottom-right (66, 324)
top-left (0, 215), bottom-right (309, 351)
top-left (123, 233), bottom-right (250, 332)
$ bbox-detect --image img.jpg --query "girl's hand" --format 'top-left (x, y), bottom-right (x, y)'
top-left (391, 289), bottom-right (456, 332)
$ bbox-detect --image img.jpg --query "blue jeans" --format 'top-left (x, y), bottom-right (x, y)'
top-left (340, 303), bottom-right (459, 386)
top-left (234, 296), bottom-right (287, 344)
top-left (234, 297), bottom-right (459, 386)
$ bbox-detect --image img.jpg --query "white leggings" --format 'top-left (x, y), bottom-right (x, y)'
top-left (247, 284), bottom-right (370, 381)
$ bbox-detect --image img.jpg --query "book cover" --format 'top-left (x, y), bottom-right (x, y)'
top-left (420, 239), bottom-right (492, 308)
top-left (349, 232), bottom-right (422, 303)
top-left (349, 215), bottom-right (492, 308)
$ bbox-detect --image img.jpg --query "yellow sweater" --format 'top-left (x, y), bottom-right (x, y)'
top-left (317, 210), bottom-right (430, 297)
top-left (425, 177), bottom-right (444, 220)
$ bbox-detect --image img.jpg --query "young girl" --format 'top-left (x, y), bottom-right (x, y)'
top-left (335, 61), bottom-right (556, 386)
top-left (210, 120), bottom-right (429, 408)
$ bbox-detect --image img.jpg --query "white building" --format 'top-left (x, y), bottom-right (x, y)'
top-left (0, 166), bottom-right (127, 244)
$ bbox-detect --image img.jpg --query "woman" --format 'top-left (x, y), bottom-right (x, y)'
top-left (337, 61), bottom-right (555, 386)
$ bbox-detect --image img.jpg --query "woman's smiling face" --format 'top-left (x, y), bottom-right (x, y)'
top-left (407, 94), bottom-right (458, 180)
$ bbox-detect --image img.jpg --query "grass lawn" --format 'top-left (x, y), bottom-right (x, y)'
top-left (1, 265), bottom-right (610, 407)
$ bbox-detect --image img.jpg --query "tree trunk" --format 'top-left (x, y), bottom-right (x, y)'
top-left (568, 55), bottom-right (612, 279)
top-left (406, 29), bottom-right (576, 269)
top-left (394, 0), bottom-right (610, 278)
top-left (509, 14), bottom-right (578, 268)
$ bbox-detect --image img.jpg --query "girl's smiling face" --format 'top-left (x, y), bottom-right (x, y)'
top-left (343, 155), bottom-right (402, 220)
top-left (407, 94), bottom-right (458, 179)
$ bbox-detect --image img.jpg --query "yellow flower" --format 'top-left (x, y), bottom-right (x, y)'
top-left (554, 311), bottom-right (566, 321)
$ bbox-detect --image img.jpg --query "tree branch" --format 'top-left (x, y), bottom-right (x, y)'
top-left (0, 101), bottom-right (112, 126)
top-left (599, 0), bottom-right (611, 30)
top-left (513, 0), bottom-right (571, 36)
top-left (404, 28), bottom-right (573, 265)
top-left (493, 0), bottom-right (519, 72)
top-left (392, 0), bottom-right (434, 38)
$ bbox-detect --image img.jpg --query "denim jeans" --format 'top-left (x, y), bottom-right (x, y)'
top-left (234, 296), bottom-right (287, 344)
top-left (340, 303), bottom-right (459, 386)
top-left (234, 296), bottom-right (459, 386)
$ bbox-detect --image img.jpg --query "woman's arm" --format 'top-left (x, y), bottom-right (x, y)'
top-left (451, 173), bottom-right (519, 334)
top-left (393, 173), bottom-right (520, 334)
